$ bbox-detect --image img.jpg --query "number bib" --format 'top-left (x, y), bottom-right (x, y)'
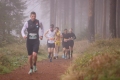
top-left (29, 33), bottom-right (37, 39)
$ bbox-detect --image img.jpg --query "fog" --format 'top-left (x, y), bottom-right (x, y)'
top-left (0, 0), bottom-right (120, 45)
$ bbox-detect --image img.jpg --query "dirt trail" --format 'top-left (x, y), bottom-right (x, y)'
top-left (0, 41), bottom-right (89, 80)
top-left (0, 59), bottom-right (72, 80)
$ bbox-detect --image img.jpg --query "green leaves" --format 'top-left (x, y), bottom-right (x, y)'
top-left (0, 0), bottom-right (26, 46)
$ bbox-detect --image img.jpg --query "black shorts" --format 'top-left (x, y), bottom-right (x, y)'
top-left (47, 43), bottom-right (55, 48)
top-left (26, 39), bottom-right (39, 55)
top-left (62, 42), bottom-right (69, 49)
top-left (69, 41), bottom-right (74, 47)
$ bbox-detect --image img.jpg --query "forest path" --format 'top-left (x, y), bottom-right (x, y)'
top-left (0, 41), bottom-right (89, 80)
top-left (0, 58), bottom-right (71, 80)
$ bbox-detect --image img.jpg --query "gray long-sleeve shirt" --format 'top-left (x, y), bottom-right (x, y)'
top-left (21, 21), bottom-right (44, 38)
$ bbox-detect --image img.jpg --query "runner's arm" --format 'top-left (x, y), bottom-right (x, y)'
top-left (21, 22), bottom-right (28, 38)
top-left (68, 33), bottom-right (71, 41)
top-left (44, 30), bottom-right (49, 39)
top-left (58, 31), bottom-right (61, 37)
top-left (73, 33), bottom-right (76, 40)
top-left (64, 38), bottom-right (70, 42)
top-left (39, 22), bottom-right (44, 39)
top-left (61, 33), bottom-right (63, 38)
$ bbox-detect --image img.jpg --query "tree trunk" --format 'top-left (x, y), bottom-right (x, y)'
top-left (71, 0), bottom-right (75, 32)
top-left (103, 0), bottom-right (106, 38)
top-left (109, 0), bottom-right (116, 38)
top-left (88, 0), bottom-right (95, 42)
top-left (116, 0), bottom-right (120, 37)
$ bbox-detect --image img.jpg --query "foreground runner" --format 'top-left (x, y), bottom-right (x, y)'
top-left (21, 12), bottom-right (44, 74)
top-left (54, 27), bottom-right (61, 59)
top-left (45, 24), bottom-right (55, 62)
top-left (68, 28), bottom-right (76, 58)
top-left (62, 29), bottom-right (70, 59)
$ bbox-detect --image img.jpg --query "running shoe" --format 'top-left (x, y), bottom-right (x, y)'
top-left (50, 58), bottom-right (52, 62)
top-left (57, 56), bottom-right (58, 59)
top-left (28, 69), bottom-right (33, 74)
top-left (54, 57), bottom-right (56, 59)
top-left (33, 66), bottom-right (37, 72)
top-left (64, 56), bottom-right (67, 59)
top-left (48, 54), bottom-right (50, 59)
top-left (62, 55), bottom-right (65, 58)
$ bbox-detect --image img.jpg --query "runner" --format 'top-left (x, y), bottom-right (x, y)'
top-left (21, 11), bottom-right (44, 74)
top-left (44, 24), bottom-right (55, 62)
top-left (54, 27), bottom-right (61, 59)
top-left (68, 28), bottom-right (76, 58)
top-left (62, 29), bottom-right (70, 59)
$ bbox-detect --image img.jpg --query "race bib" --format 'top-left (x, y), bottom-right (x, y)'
top-left (29, 33), bottom-right (37, 39)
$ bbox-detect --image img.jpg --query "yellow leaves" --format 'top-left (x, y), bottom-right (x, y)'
top-left (62, 39), bottom-right (120, 80)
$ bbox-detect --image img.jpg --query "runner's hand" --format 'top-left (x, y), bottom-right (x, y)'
top-left (64, 39), bottom-right (67, 42)
top-left (23, 36), bottom-right (27, 39)
top-left (52, 38), bottom-right (55, 40)
top-left (49, 38), bottom-right (55, 40)
top-left (71, 37), bottom-right (73, 40)
top-left (40, 36), bottom-right (43, 40)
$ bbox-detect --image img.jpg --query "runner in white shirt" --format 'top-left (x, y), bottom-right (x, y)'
top-left (44, 24), bottom-right (55, 62)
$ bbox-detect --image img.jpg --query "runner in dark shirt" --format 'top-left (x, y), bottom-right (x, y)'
top-left (68, 28), bottom-right (76, 58)
top-left (62, 29), bottom-right (70, 59)
top-left (21, 12), bottom-right (44, 74)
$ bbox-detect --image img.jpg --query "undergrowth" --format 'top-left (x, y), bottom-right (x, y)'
top-left (0, 43), bottom-right (47, 74)
top-left (61, 39), bottom-right (120, 80)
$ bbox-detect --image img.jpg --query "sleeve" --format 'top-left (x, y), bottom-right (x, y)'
top-left (21, 22), bottom-right (28, 37)
top-left (73, 33), bottom-right (76, 39)
top-left (62, 33), bottom-right (64, 37)
top-left (59, 31), bottom-right (62, 37)
top-left (67, 33), bottom-right (70, 38)
top-left (39, 22), bottom-right (44, 37)
top-left (62, 33), bottom-right (64, 40)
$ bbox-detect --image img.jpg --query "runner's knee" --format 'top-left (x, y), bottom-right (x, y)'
top-left (51, 48), bottom-right (54, 53)
top-left (33, 52), bottom-right (37, 57)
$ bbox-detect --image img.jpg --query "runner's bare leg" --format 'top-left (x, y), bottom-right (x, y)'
top-left (28, 55), bottom-right (33, 69)
top-left (33, 52), bottom-right (37, 66)
top-left (51, 48), bottom-right (54, 59)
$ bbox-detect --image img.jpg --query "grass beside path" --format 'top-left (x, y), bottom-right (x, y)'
top-left (0, 43), bottom-right (47, 74)
top-left (61, 39), bottom-right (120, 80)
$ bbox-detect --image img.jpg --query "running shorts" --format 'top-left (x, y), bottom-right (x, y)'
top-left (69, 40), bottom-right (74, 48)
top-left (62, 42), bottom-right (69, 49)
top-left (47, 43), bottom-right (55, 48)
top-left (26, 39), bottom-right (39, 55)
top-left (55, 41), bottom-right (61, 46)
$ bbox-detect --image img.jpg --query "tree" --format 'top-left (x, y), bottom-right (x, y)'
top-left (88, 0), bottom-right (95, 42)
top-left (109, 0), bottom-right (117, 38)
top-left (70, 0), bottom-right (75, 32)
top-left (103, 0), bottom-right (106, 38)
top-left (0, 0), bottom-right (26, 45)
top-left (116, 0), bottom-right (120, 37)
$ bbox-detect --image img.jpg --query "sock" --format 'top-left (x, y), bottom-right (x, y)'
top-left (64, 51), bottom-right (65, 56)
top-left (56, 53), bottom-right (58, 56)
top-left (68, 51), bottom-right (70, 54)
top-left (34, 63), bottom-right (36, 66)
top-left (31, 67), bottom-right (33, 69)
top-left (71, 51), bottom-right (73, 57)
top-left (49, 52), bottom-right (51, 58)
top-left (54, 52), bottom-right (56, 57)
top-left (68, 51), bottom-right (70, 58)
top-left (71, 51), bottom-right (73, 54)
